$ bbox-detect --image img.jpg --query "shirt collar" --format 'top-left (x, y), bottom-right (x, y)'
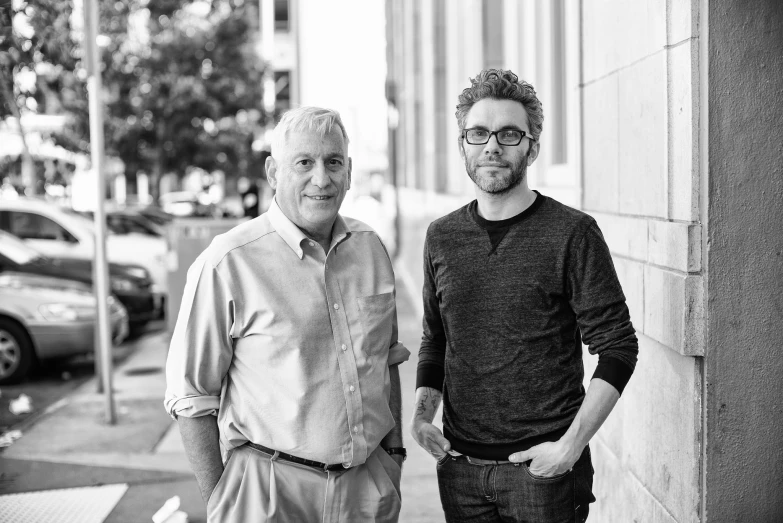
top-left (267, 197), bottom-right (351, 259)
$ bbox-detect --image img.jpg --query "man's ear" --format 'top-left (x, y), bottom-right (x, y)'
top-left (346, 157), bottom-right (352, 190)
top-left (457, 134), bottom-right (466, 160)
top-left (527, 141), bottom-right (541, 165)
top-left (265, 156), bottom-right (278, 189)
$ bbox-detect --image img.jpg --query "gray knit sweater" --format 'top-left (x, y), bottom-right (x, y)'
top-left (416, 193), bottom-right (638, 460)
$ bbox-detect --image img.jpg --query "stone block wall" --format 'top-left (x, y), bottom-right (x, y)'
top-left (581, 0), bottom-right (704, 521)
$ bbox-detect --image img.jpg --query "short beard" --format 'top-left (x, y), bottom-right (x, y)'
top-left (466, 155), bottom-right (528, 195)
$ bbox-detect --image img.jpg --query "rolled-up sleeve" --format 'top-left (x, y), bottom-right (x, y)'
top-left (164, 251), bottom-right (235, 419)
top-left (388, 341), bottom-right (410, 366)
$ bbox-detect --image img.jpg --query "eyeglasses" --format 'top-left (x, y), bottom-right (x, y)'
top-left (462, 128), bottom-right (535, 146)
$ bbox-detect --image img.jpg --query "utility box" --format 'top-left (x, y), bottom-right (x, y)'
top-left (166, 218), bottom-right (247, 331)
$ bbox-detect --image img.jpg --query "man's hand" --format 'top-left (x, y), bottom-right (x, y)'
top-left (410, 386), bottom-right (451, 460)
top-left (509, 378), bottom-right (622, 477)
top-left (508, 440), bottom-right (581, 478)
top-left (411, 418), bottom-right (452, 459)
top-left (390, 453), bottom-right (405, 469)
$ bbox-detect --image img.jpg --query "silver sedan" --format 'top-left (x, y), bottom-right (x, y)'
top-left (0, 272), bottom-right (128, 384)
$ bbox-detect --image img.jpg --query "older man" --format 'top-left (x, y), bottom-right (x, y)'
top-left (166, 106), bottom-right (409, 522)
top-left (410, 69), bottom-right (639, 522)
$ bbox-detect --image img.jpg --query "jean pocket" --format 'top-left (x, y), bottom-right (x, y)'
top-left (436, 454), bottom-right (452, 467)
top-left (357, 293), bottom-right (394, 354)
top-left (522, 462), bottom-right (572, 482)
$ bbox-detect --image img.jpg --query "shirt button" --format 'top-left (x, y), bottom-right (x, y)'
top-left (353, 426), bottom-right (359, 433)
top-left (341, 344), bottom-right (347, 351)
top-left (325, 264), bottom-right (328, 270)
top-left (309, 241), bottom-right (315, 247)
top-left (349, 385), bottom-right (355, 392)
top-left (333, 303), bottom-right (339, 310)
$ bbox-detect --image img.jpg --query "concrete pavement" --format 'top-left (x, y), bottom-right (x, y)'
top-left (0, 271), bottom-right (446, 523)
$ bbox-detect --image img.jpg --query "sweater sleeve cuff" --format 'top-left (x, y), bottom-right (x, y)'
top-left (591, 357), bottom-right (634, 395)
top-left (416, 362), bottom-right (445, 391)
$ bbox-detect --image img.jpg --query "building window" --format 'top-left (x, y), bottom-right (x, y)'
top-left (482, 0), bottom-right (504, 68)
top-left (260, 0), bottom-right (289, 32)
top-left (434, 0), bottom-right (448, 193)
top-left (550, 0), bottom-right (568, 165)
top-left (274, 70), bottom-right (291, 117)
top-left (274, 0), bottom-right (289, 31)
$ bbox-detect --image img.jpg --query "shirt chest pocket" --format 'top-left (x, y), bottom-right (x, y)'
top-left (357, 292), bottom-right (394, 355)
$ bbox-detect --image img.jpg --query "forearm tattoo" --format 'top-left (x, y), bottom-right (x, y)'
top-left (414, 387), bottom-right (442, 423)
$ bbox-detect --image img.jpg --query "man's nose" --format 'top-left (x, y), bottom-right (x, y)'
top-left (310, 163), bottom-right (331, 188)
top-left (483, 134), bottom-right (503, 155)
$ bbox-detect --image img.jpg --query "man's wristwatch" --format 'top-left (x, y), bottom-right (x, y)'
top-left (385, 447), bottom-right (407, 461)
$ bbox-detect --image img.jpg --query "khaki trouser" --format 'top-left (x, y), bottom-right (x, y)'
top-left (207, 443), bottom-right (402, 522)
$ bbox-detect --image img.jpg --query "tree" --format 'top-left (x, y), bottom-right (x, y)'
top-left (1, 0), bottom-right (268, 200)
top-left (0, 0), bottom-right (77, 193)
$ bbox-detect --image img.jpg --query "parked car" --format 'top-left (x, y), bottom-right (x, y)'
top-left (76, 209), bottom-right (166, 238)
top-left (159, 191), bottom-right (217, 218)
top-left (109, 203), bottom-right (174, 227)
top-left (108, 210), bottom-right (166, 237)
top-left (0, 230), bottom-right (164, 331)
top-left (0, 272), bottom-right (128, 384)
top-left (0, 198), bottom-right (168, 297)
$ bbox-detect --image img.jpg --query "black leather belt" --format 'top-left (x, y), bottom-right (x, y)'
top-left (246, 442), bottom-right (346, 472)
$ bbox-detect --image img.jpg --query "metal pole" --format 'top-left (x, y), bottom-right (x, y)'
top-left (261, 0), bottom-right (276, 126)
top-left (84, 0), bottom-right (115, 424)
top-left (386, 81), bottom-right (401, 260)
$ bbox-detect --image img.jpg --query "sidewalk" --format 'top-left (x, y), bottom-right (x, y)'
top-left (0, 271), bottom-right (445, 523)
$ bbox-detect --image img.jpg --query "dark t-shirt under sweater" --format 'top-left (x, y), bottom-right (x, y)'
top-left (416, 192), bottom-right (638, 460)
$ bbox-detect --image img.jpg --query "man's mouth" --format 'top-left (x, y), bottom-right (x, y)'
top-left (307, 195), bottom-right (332, 200)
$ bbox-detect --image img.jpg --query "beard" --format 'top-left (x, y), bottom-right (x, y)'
top-left (465, 154), bottom-right (528, 195)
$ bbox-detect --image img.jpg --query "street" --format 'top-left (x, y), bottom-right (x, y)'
top-left (0, 322), bottom-right (165, 442)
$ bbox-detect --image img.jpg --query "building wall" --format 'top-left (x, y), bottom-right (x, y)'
top-left (580, 0), bottom-right (704, 521)
top-left (704, 1), bottom-right (783, 520)
top-left (388, 0), bottom-right (583, 296)
top-left (387, 1), bottom-right (781, 521)
top-left (296, 0), bottom-right (389, 173)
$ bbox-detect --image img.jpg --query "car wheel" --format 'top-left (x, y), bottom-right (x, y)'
top-left (0, 319), bottom-right (34, 385)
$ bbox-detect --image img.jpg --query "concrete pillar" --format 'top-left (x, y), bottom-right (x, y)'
top-left (704, 1), bottom-right (783, 520)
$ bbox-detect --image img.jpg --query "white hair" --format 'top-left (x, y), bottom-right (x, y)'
top-left (270, 106), bottom-right (350, 157)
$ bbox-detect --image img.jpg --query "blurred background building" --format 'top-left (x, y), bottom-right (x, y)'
top-left (385, 1), bottom-right (783, 522)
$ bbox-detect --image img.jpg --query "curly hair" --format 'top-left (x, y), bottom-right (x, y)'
top-left (455, 69), bottom-right (544, 142)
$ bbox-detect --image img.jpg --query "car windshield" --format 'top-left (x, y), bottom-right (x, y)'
top-left (60, 207), bottom-right (117, 236)
top-left (0, 230), bottom-right (45, 265)
top-left (58, 207), bottom-right (103, 236)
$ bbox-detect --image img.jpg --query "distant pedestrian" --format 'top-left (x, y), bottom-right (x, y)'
top-left (166, 106), bottom-right (409, 522)
top-left (410, 69), bottom-right (639, 522)
top-left (237, 176), bottom-right (260, 218)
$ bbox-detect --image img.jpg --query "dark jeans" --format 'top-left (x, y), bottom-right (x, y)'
top-left (436, 445), bottom-right (595, 523)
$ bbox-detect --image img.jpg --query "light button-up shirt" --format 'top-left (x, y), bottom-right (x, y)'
top-left (164, 199), bottom-right (409, 467)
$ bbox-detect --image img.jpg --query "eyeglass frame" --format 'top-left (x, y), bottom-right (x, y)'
top-left (462, 127), bottom-right (537, 146)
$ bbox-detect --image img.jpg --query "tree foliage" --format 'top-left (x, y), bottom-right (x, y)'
top-left (1, 0), bottom-right (268, 197)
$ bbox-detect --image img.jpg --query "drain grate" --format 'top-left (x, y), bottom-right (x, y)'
top-left (123, 366), bottom-right (163, 376)
top-left (0, 484), bottom-right (128, 523)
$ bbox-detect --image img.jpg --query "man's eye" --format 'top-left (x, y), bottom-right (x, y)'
top-left (297, 159), bottom-right (312, 166)
top-left (471, 130), bottom-right (489, 138)
top-left (500, 130), bottom-right (521, 139)
top-left (329, 159), bottom-right (343, 166)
